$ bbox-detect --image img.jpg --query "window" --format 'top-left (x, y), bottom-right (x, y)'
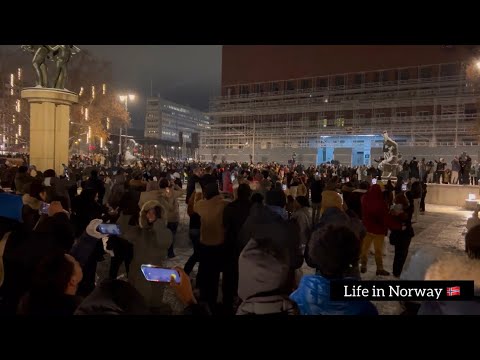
top-left (396, 112), bottom-right (407, 117)
top-left (440, 63), bottom-right (458, 77)
top-left (398, 70), bottom-right (409, 81)
top-left (300, 79), bottom-right (312, 89)
top-left (420, 67), bottom-right (432, 79)
top-left (417, 111), bottom-right (430, 116)
top-left (271, 82), bottom-right (280, 92)
top-left (335, 76), bottom-right (344, 86)
top-left (375, 113), bottom-right (385, 118)
top-left (354, 74), bottom-right (364, 85)
top-left (381, 71), bottom-right (389, 82)
top-left (240, 85), bottom-right (249, 95)
top-left (323, 118), bottom-right (328, 127)
top-left (254, 84), bottom-right (263, 94)
top-left (148, 100), bottom-right (159, 106)
top-left (316, 78), bottom-right (328, 88)
top-left (286, 81), bottom-right (295, 91)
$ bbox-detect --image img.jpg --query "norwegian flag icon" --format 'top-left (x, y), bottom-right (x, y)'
top-left (446, 286), bottom-right (461, 296)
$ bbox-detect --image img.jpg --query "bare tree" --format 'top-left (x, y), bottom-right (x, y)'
top-left (0, 48), bottom-right (129, 152)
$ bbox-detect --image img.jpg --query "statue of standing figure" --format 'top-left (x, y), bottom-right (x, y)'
top-left (378, 131), bottom-right (402, 177)
top-left (21, 45), bottom-right (80, 89)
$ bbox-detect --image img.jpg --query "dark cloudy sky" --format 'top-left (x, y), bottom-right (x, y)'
top-left (81, 45), bottom-right (222, 128)
top-left (1, 45), bottom-right (222, 129)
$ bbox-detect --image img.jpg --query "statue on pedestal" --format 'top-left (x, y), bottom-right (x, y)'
top-left (377, 131), bottom-right (402, 177)
top-left (21, 45), bottom-right (80, 89)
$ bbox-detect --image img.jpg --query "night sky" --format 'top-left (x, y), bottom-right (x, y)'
top-left (1, 45), bottom-right (222, 129)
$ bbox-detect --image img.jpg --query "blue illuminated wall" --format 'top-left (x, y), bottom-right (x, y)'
top-left (314, 135), bottom-right (385, 166)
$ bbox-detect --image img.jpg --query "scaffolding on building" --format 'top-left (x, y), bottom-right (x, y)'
top-left (201, 62), bottom-right (480, 161)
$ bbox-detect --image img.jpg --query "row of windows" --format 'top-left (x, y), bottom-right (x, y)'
top-left (227, 64), bottom-right (460, 95)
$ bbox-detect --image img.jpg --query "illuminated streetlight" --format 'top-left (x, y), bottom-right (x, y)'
top-left (118, 93), bottom-right (135, 157)
top-left (476, 61), bottom-right (480, 70)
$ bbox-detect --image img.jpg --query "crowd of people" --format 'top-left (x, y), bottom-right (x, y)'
top-left (0, 154), bottom-right (479, 316)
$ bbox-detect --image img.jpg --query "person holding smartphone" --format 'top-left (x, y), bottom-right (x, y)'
top-left (21, 181), bottom-right (48, 232)
top-left (127, 200), bottom-right (173, 313)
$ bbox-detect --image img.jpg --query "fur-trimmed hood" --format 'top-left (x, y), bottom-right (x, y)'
top-left (418, 254), bottom-right (480, 315)
top-left (22, 194), bottom-right (41, 210)
top-left (425, 255), bottom-right (480, 291)
top-left (139, 200), bottom-right (167, 228)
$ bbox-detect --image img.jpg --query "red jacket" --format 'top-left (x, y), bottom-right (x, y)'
top-left (361, 185), bottom-right (388, 235)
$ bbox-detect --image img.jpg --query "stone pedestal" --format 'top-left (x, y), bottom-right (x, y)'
top-left (21, 88), bottom-right (78, 176)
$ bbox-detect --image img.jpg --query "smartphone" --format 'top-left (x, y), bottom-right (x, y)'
top-left (372, 178), bottom-right (377, 185)
top-left (230, 174), bottom-right (235, 182)
top-left (282, 184), bottom-right (287, 191)
top-left (401, 184), bottom-right (407, 191)
top-left (195, 182), bottom-right (202, 193)
top-left (341, 179), bottom-right (345, 184)
top-left (40, 202), bottom-right (50, 215)
top-left (346, 177), bottom-right (350, 183)
top-left (97, 223), bottom-right (121, 235)
top-left (141, 264), bottom-right (181, 284)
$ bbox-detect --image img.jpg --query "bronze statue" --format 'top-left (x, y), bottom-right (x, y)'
top-left (50, 45), bottom-right (80, 89)
top-left (21, 45), bottom-right (55, 87)
top-left (21, 45), bottom-right (80, 89)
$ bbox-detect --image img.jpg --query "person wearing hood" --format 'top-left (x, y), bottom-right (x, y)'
top-left (291, 225), bottom-right (377, 315)
top-left (74, 279), bottom-right (149, 315)
top-left (291, 196), bottom-right (312, 247)
top-left (360, 184), bottom-right (390, 276)
top-left (157, 178), bottom-right (185, 258)
top-left (418, 225), bottom-right (480, 315)
top-left (305, 198), bottom-right (365, 280)
top-left (125, 200), bottom-right (173, 314)
top-left (398, 245), bottom-right (444, 315)
top-left (236, 237), bottom-right (298, 315)
top-left (138, 180), bottom-right (162, 209)
top-left (239, 190), bottom-right (304, 291)
top-left (320, 181), bottom-right (344, 216)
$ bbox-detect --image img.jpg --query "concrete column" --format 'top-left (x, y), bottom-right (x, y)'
top-left (21, 88), bottom-right (78, 176)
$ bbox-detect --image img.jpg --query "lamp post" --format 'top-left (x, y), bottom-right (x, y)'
top-left (118, 94), bottom-right (135, 160)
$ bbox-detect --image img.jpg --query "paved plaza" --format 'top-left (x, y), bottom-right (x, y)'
top-left (98, 199), bottom-right (472, 315)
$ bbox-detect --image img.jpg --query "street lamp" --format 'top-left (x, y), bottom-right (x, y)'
top-left (118, 93), bottom-right (135, 159)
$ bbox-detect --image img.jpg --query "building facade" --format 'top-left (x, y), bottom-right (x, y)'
top-left (201, 46), bottom-right (480, 165)
top-left (144, 96), bottom-right (210, 147)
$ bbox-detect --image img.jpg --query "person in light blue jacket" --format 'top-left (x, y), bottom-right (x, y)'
top-left (290, 224), bottom-right (378, 315)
